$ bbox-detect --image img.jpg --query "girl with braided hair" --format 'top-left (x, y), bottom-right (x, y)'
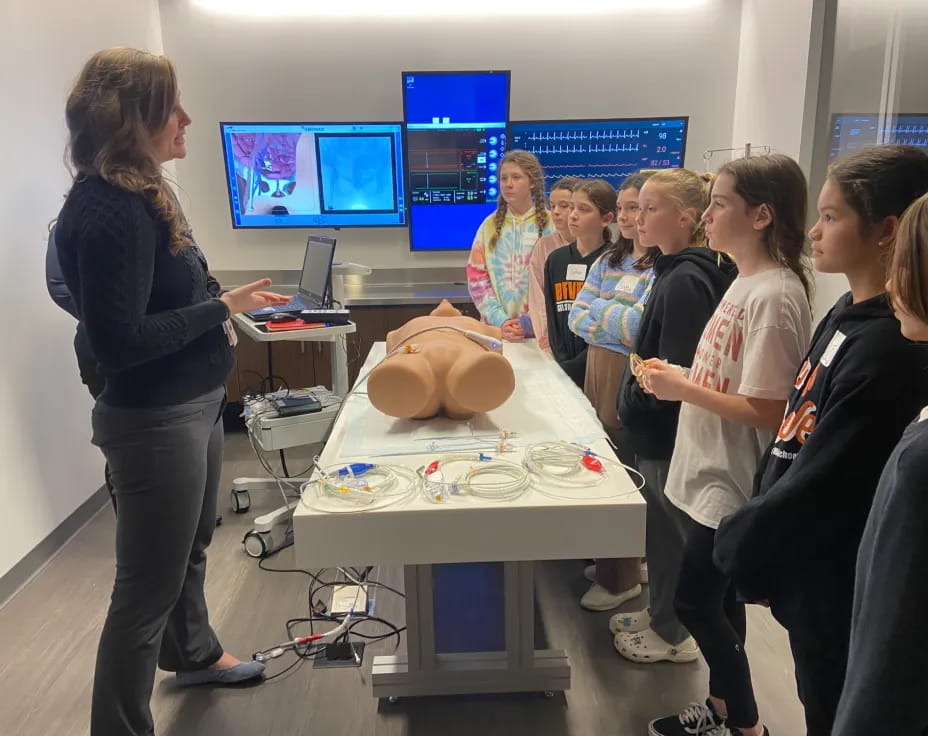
top-left (466, 150), bottom-right (553, 340)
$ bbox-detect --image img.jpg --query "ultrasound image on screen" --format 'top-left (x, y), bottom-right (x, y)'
top-left (317, 134), bottom-right (397, 212)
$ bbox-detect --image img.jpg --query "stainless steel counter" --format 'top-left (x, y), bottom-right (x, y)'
top-left (339, 283), bottom-right (469, 306)
top-left (213, 267), bottom-right (471, 307)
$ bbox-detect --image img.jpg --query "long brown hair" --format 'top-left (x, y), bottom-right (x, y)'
top-left (572, 179), bottom-right (616, 246)
top-left (489, 150), bottom-right (549, 249)
top-left (65, 47), bottom-right (190, 252)
top-left (889, 193), bottom-right (928, 323)
top-left (608, 171), bottom-right (658, 269)
top-left (718, 154), bottom-right (812, 300)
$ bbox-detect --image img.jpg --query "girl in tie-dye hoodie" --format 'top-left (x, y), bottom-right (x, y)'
top-left (466, 150), bottom-right (553, 340)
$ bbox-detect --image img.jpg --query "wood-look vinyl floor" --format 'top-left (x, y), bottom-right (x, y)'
top-left (0, 434), bottom-right (805, 735)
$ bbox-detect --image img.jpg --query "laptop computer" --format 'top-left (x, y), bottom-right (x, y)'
top-left (246, 235), bottom-right (336, 321)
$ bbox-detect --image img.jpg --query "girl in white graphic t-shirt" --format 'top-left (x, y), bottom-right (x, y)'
top-left (638, 155), bottom-right (813, 736)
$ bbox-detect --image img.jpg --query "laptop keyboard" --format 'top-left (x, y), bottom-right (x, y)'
top-left (249, 297), bottom-right (308, 317)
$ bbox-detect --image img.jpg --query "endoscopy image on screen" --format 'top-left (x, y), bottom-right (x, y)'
top-left (220, 122), bottom-right (406, 228)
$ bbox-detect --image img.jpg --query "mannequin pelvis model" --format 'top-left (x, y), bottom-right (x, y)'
top-left (367, 300), bottom-right (516, 420)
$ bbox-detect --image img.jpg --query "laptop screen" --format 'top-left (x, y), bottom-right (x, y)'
top-left (298, 235), bottom-right (336, 306)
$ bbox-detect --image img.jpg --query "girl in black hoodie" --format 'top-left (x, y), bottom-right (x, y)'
top-left (833, 192), bottom-right (928, 735)
top-left (612, 169), bottom-right (736, 665)
top-left (714, 146), bottom-right (928, 736)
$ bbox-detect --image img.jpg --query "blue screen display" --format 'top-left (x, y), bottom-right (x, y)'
top-left (829, 113), bottom-right (928, 162)
top-left (407, 203), bottom-right (497, 252)
top-left (219, 122), bottom-right (406, 229)
top-left (510, 117), bottom-right (688, 191)
top-left (403, 71), bottom-right (511, 251)
top-left (403, 71), bottom-right (510, 126)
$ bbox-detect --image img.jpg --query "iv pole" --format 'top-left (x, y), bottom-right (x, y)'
top-left (702, 142), bottom-right (771, 169)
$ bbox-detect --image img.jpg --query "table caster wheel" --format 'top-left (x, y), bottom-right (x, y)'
top-left (387, 696), bottom-right (399, 704)
top-left (543, 691), bottom-right (556, 699)
top-left (231, 489), bottom-right (251, 513)
top-left (243, 530), bottom-right (269, 558)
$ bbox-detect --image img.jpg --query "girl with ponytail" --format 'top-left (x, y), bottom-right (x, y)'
top-left (612, 167), bottom-right (736, 672)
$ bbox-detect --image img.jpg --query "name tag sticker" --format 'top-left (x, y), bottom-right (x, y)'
top-left (616, 275), bottom-right (639, 293)
top-left (223, 319), bottom-right (239, 347)
top-left (566, 263), bottom-right (587, 281)
top-left (820, 330), bottom-right (846, 368)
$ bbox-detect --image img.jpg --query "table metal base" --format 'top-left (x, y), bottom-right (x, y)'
top-left (370, 561), bottom-right (570, 699)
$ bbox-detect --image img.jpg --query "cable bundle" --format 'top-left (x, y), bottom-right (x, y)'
top-left (300, 462), bottom-right (419, 513)
top-left (418, 454), bottom-right (530, 503)
top-left (523, 441), bottom-right (645, 500)
top-left (254, 563), bottom-right (405, 682)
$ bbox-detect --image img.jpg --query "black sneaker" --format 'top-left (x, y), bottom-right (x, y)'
top-left (694, 725), bottom-right (771, 736)
top-left (648, 699), bottom-right (725, 736)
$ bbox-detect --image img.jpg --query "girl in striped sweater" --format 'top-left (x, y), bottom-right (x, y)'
top-left (567, 172), bottom-right (656, 611)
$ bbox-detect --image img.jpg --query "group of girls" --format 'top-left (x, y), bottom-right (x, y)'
top-left (466, 146), bottom-right (928, 736)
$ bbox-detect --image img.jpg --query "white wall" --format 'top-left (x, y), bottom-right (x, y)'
top-left (0, 0), bottom-right (164, 579)
top-left (158, 0), bottom-right (744, 271)
top-left (730, 0), bottom-right (814, 160)
top-left (728, 0), bottom-right (850, 321)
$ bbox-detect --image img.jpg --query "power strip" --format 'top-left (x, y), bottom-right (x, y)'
top-left (330, 584), bottom-right (369, 615)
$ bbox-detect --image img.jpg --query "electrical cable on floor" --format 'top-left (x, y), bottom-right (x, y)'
top-left (253, 561), bottom-right (406, 682)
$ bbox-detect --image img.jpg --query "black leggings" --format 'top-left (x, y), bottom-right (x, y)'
top-left (674, 518), bottom-right (758, 729)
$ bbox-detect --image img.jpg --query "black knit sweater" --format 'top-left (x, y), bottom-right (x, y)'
top-left (55, 175), bottom-right (233, 407)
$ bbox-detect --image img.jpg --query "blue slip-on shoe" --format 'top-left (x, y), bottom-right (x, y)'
top-left (175, 660), bottom-right (265, 687)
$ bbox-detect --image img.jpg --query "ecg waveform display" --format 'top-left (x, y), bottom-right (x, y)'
top-left (510, 117), bottom-right (688, 189)
top-left (407, 128), bottom-right (501, 205)
top-left (829, 114), bottom-right (928, 162)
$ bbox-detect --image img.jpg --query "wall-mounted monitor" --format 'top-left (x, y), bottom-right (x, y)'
top-left (219, 121), bottom-right (406, 229)
top-left (509, 117), bottom-right (689, 191)
top-left (828, 113), bottom-right (928, 162)
top-left (402, 70), bottom-right (511, 251)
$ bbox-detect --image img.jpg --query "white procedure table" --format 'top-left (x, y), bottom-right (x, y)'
top-left (292, 341), bottom-right (646, 701)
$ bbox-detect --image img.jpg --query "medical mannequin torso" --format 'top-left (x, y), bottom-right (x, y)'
top-left (368, 300), bottom-right (515, 420)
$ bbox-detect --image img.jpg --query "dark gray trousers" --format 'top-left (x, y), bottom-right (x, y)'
top-left (639, 457), bottom-right (691, 646)
top-left (90, 387), bottom-right (226, 736)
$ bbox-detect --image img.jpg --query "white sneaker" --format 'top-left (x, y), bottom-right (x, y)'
top-left (614, 627), bottom-right (699, 663)
top-left (609, 607), bottom-right (652, 634)
top-left (580, 582), bottom-right (642, 611)
top-left (641, 561), bottom-right (649, 585)
top-left (584, 564), bottom-right (596, 583)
